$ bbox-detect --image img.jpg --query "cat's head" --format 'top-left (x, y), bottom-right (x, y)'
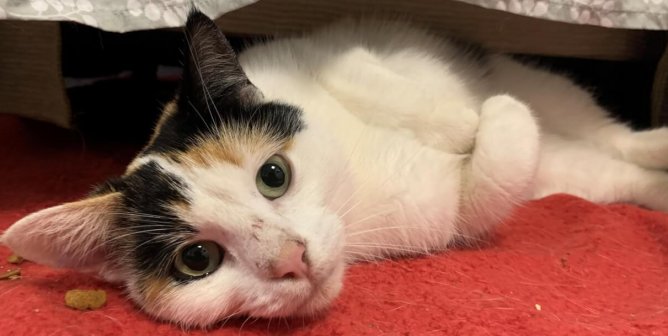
top-left (1, 11), bottom-right (351, 327)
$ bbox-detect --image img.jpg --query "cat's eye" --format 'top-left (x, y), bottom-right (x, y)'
top-left (256, 155), bottom-right (291, 199)
top-left (173, 241), bottom-right (223, 279)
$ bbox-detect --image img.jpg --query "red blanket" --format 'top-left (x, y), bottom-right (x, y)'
top-left (1, 115), bottom-right (666, 336)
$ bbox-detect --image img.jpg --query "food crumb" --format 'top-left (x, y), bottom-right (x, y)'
top-left (65, 289), bottom-right (107, 311)
top-left (7, 254), bottom-right (24, 265)
top-left (535, 303), bottom-right (542, 311)
top-left (0, 269), bottom-right (20, 280)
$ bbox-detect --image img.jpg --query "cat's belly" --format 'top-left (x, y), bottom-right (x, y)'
top-left (341, 128), bottom-right (465, 262)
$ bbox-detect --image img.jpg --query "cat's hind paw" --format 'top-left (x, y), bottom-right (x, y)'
top-left (617, 127), bottom-right (668, 170)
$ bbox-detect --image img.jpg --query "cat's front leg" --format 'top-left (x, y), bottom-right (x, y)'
top-left (456, 95), bottom-right (540, 241)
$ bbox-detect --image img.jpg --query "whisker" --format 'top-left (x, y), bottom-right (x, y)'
top-left (345, 243), bottom-right (428, 255)
top-left (218, 309), bottom-right (243, 328)
top-left (344, 250), bottom-right (395, 263)
top-left (105, 228), bottom-right (178, 243)
top-left (188, 99), bottom-right (217, 136)
top-left (347, 225), bottom-right (450, 237)
top-left (336, 145), bottom-right (429, 222)
top-left (343, 207), bottom-right (396, 230)
top-left (332, 128), bottom-right (368, 215)
top-left (104, 210), bottom-right (179, 220)
top-left (183, 31), bottom-right (222, 136)
top-left (91, 211), bottom-right (180, 225)
top-left (134, 234), bottom-right (184, 252)
top-left (121, 218), bottom-right (179, 226)
top-left (238, 315), bottom-right (255, 335)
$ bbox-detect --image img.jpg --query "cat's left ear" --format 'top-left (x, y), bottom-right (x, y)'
top-left (1, 193), bottom-right (119, 271)
top-left (181, 10), bottom-right (262, 107)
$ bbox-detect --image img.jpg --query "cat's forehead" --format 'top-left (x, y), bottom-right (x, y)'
top-left (141, 99), bottom-right (305, 161)
top-left (109, 97), bottom-right (308, 275)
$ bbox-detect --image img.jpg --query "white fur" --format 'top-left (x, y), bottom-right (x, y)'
top-left (4, 18), bottom-right (668, 327)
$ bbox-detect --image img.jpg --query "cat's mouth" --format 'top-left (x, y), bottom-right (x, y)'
top-left (292, 263), bottom-right (345, 317)
top-left (242, 280), bottom-right (314, 317)
top-left (246, 260), bottom-right (344, 318)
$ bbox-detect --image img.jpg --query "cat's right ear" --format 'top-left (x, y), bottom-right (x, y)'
top-left (1, 193), bottom-right (119, 271)
top-left (181, 10), bottom-right (261, 108)
top-left (142, 11), bottom-right (265, 154)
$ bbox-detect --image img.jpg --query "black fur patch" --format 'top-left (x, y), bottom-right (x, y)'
top-left (110, 162), bottom-right (196, 276)
top-left (90, 176), bottom-right (125, 196)
top-left (143, 101), bottom-right (304, 155)
top-left (141, 10), bottom-right (305, 156)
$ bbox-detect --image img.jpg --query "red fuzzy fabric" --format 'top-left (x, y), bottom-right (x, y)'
top-left (0, 115), bottom-right (666, 336)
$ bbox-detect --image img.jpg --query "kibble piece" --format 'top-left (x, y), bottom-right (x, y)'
top-left (64, 289), bottom-right (107, 310)
top-left (0, 269), bottom-right (20, 280)
top-left (7, 254), bottom-right (24, 265)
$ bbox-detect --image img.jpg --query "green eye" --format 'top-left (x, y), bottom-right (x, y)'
top-left (173, 241), bottom-right (223, 279)
top-left (256, 155), bottom-right (291, 200)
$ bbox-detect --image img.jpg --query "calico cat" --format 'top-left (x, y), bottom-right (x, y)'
top-left (3, 11), bottom-right (668, 327)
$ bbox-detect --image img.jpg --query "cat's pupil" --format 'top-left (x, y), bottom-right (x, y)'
top-left (182, 244), bottom-right (210, 272)
top-left (260, 164), bottom-right (285, 188)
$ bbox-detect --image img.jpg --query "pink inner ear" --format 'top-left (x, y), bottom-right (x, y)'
top-left (1, 192), bottom-right (120, 270)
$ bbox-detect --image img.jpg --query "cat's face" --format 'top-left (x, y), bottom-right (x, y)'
top-left (115, 122), bottom-right (346, 326)
top-left (1, 12), bottom-right (350, 327)
top-left (114, 113), bottom-right (346, 325)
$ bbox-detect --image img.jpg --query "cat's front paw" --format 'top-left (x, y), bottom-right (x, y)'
top-left (481, 95), bottom-right (534, 122)
top-left (476, 94), bottom-right (540, 196)
top-left (479, 95), bottom-right (539, 145)
top-left (457, 95), bottom-right (540, 238)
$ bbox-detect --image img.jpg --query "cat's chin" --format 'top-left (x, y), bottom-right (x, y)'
top-left (249, 260), bottom-right (345, 319)
top-left (291, 262), bottom-right (345, 318)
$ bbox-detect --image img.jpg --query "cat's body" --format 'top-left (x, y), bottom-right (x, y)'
top-left (4, 12), bottom-right (668, 327)
top-left (241, 18), bottom-right (668, 254)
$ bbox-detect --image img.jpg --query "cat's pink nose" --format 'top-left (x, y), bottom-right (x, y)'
top-left (271, 241), bottom-right (308, 279)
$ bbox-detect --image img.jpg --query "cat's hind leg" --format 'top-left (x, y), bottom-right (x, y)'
top-left (545, 104), bottom-right (668, 171)
top-left (535, 135), bottom-right (668, 212)
top-left (601, 127), bottom-right (668, 170)
top-left (456, 95), bottom-right (540, 240)
top-left (490, 55), bottom-right (668, 170)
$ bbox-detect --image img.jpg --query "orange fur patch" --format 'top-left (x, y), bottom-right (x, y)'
top-left (179, 137), bottom-right (242, 167)
top-left (169, 200), bottom-right (191, 215)
top-left (281, 139), bottom-right (295, 152)
top-left (142, 276), bottom-right (172, 306)
top-left (177, 127), bottom-right (291, 168)
top-left (146, 100), bottom-right (178, 148)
